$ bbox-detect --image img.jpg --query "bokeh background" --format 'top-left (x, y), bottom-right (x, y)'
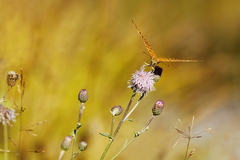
top-left (0, 0), bottom-right (239, 159)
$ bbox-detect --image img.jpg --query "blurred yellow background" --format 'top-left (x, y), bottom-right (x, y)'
top-left (0, 0), bottom-right (239, 159)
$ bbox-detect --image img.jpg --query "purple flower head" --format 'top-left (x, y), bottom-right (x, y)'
top-left (129, 66), bottom-right (155, 94)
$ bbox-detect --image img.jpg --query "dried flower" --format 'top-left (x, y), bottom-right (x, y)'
top-left (78, 141), bottom-right (87, 151)
top-left (111, 105), bottom-right (123, 116)
top-left (78, 89), bottom-right (88, 103)
top-left (61, 136), bottom-right (72, 151)
top-left (173, 116), bottom-right (211, 148)
top-left (7, 71), bottom-right (20, 87)
top-left (129, 66), bottom-right (155, 94)
top-left (152, 100), bottom-right (164, 116)
top-left (0, 104), bottom-right (17, 125)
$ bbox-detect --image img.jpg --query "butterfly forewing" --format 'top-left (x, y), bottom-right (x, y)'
top-left (156, 57), bottom-right (203, 63)
top-left (132, 20), bottom-right (202, 65)
top-left (131, 19), bottom-right (157, 59)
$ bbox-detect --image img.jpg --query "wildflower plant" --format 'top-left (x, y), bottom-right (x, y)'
top-left (0, 67), bottom-right (46, 159)
top-left (99, 64), bottom-right (165, 160)
top-left (173, 116), bottom-right (211, 160)
top-left (58, 89), bottom-right (89, 160)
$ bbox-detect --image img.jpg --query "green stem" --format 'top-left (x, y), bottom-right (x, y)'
top-left (110, 116), bottom-right (116, 137)
top-left (100, 92), bottom-right (136, 160)
top-left (185, 138), bottom-right (191, 160)
top-left (17, 109), bottom-right (23, 160)
top-left (100, 139), bottom-right (113, 160)
top-left (112, 91), bottom-right (136, 139)
top-left (71, 136), bottom-right (77, 160)
top-left (111, 115), bottom-right (155, 160)
top-left (140, 116), bottom-right (154, 133)
top-left (123, 93), bottom-right (145, 121)
top-left (71, 103), bottom-right (84, 160)
top-left (2, 87), bottom-right (11, 99)
top-left (3, 124), bottom-right (8, 160)
top-left (111, 137), bottom-right (136, 160)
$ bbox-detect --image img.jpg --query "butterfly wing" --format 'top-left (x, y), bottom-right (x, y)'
top-left (132, 20), bottom-right (157, 60)
top-left (132, 20), bottom-right (202, 65)
top-left (156, 57), bottom-right (203, 63)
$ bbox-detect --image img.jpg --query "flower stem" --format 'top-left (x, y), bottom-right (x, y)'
top-left (112, 91), bottom-right (136, 139)
top-left (3, 124), bottom-right (8, 160)
top-left (71, 103), bottom-right (84, 160)
top-left (100, 139), bottom-right (113, 160)
top-left (112, 115), bottom-right (155, 160)
top-left (2, 87), bottom-right (11, 99)
top-left (111, 137), bottom-right (136, 160)
top-left (100, 92), bottom-right (136, 160)
top-left (58, 150), bottom-right (65, 160)
top-left (78, 103), bottom-right (84, 123)
top-left (123, 92), bottom-right (145, 121)
top-left (140, 116), bottom-right (154, 133)
top-left (185, 138), bottom-right (191, 160)
top-left (110, 116), bottom-right (116, 137)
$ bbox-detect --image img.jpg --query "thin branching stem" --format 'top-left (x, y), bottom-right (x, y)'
top-left (17, 111), bottom-right (22, 160)
top-left (2, 87), bottom-right (11, 99)
top-left (100, 91), bottom-right (136, 160)
top-left (110, 116), bottom-right (116, 137)
top-left (185, 138), bottom-right (191, 160)
top-left (123, 92), bottom-right (145, 121)
top-left (111, 137), bottom-right (135, 160)
top-left (112, 91), bottom-right (136, 139)
top-left (112, 115), bottom-right (155, 160)
top-left (71, 103), bottom-right (84, 160)
top-left (3, 125), bottom-right (8, 160)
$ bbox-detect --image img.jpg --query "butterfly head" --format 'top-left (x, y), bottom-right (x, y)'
top-left (150, 58), bottom-right (159, 68)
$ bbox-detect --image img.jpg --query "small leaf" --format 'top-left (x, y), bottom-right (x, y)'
top-left (125, 119), bottom-right (133, 122)
top-left (99, 132), bottom-right (112, 139)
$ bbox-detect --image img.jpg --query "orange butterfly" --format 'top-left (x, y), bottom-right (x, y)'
top-left (132, 20), bottom-right (202, 67)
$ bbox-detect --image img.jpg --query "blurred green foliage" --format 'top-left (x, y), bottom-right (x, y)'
top-left (0, 0), bottom-right (239, 159)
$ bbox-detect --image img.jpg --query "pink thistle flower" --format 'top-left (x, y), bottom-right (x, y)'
top-left (129, 66), bottom-right (155, 94)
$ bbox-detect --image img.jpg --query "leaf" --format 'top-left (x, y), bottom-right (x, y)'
top-left (99, 132), bottom-right (112, 139)
top-left (125, 119), bottom-right (133, 122)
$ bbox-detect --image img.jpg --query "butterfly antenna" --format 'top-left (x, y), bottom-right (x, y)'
top-left (143, 51), bottom-right (150, 56)
top-left (161, 62), bottom-right (170, 67)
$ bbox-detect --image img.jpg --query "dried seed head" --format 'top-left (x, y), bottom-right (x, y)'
top-left (188, 148), bottom-right (195, 159)
top-left (61, 136), bottom-right (72, 151)
top-left (78, 141), bottom-right (87, 151)
top-left (78, 89), bottom-right (88, 103)
top-left (7, 71), bottom-right (19, 87)
top-left (152, 100), bottom-right (164, 116)
top-left (110, 105), bottom-right (123, 116)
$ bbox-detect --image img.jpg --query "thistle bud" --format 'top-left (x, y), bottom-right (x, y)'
top-left (152, 100), bottom-right (164, 116)
top-left (110, 105), bottom-right (123, 116)
top-left (78, 141), bottom-right (87, 151)
top-left (7, 71), bottom-right (19, 87)
top-left (78, 89), bottom-right (88, 103)
top-left (61, 136), bottom-right (72, 151)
